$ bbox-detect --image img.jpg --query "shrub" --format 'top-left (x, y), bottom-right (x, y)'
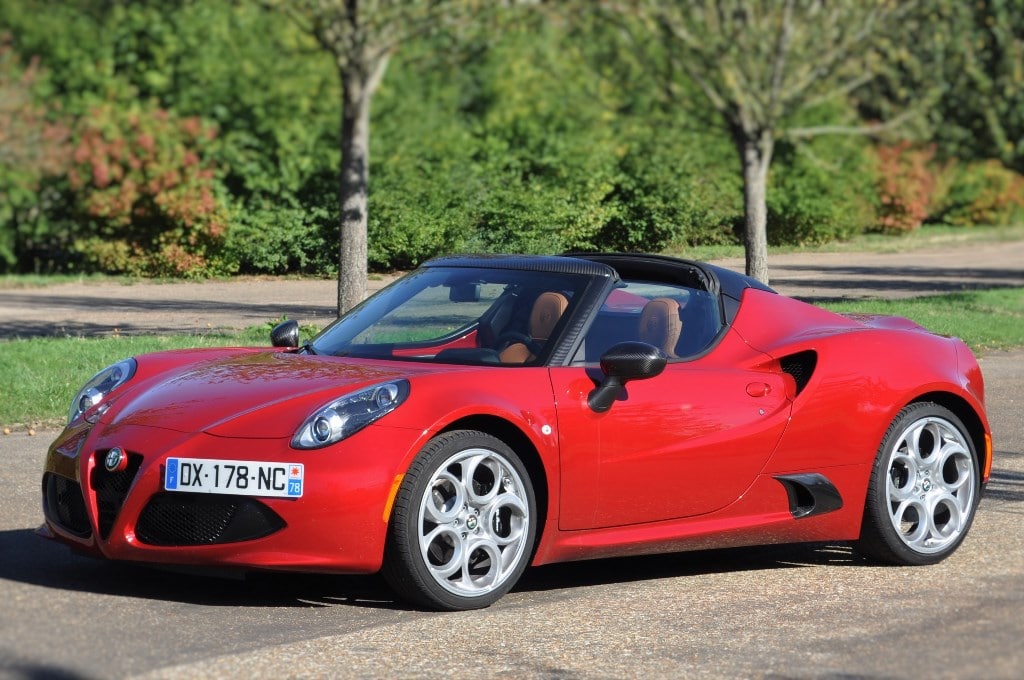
top-left (68, 101), bottom-right (232, 277)
top-left (224, 202), bottom-right (336, 275)
top-left (767, 134), bottom-right (877, 246)
top-left (0, 35), bottom-right (73, 271)
top-left (930, 160), bottom-right (1024, 226)
top-left (874, 142), bottom-right (936, 232)
top-left (598, 126), bottom-right (741, 252)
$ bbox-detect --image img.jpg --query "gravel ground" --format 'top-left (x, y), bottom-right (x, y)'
top-left (1, 239), bottom-right (1023, 338)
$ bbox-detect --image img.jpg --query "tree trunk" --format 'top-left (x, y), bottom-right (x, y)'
top-left (337, 73), bottom-right (372, 316)
top-left (738, 130), bottom-right (774, 285)
top-left (336, 48), bottom-right (391, 316)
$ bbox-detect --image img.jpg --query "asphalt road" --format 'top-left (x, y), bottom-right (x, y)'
top-left (1, 349), bottom-right (1022, 679)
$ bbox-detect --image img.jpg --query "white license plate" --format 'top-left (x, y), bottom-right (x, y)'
top-left (164, 457), bottom-right (303, 498)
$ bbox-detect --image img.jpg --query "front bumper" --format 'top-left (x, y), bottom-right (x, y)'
top-left (41, 420), bottom-right (411, 574)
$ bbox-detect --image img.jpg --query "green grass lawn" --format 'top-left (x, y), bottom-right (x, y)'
top-left (669, 223), bottom-right (1024, 261)
top-left (2, 287), bottom-right (1022, 430)
top-left (1, 334), bottom-right (247, 430)
top-left (819, 288), bottom-right (1024, 352)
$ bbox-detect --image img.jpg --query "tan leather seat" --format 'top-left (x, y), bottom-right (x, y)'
top-left (499, 292), bottom-right (569, 363)
top-left (639, 297), bottom-right (682, 358)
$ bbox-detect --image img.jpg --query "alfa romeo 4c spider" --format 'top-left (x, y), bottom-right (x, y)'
top-left (41, 253), bottom-right (993, 610)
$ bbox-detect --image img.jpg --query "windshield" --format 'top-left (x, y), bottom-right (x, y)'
top-left (310, 266), bottom-right (592, 365)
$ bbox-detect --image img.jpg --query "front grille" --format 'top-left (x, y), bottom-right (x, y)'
top-left (91, 451), bottom-right (144, 539)
top-left (136, 493), bottom-right (285, 546)
top-left (43, 473), bottom-right (92, 538)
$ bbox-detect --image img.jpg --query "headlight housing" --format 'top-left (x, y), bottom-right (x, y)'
top-left (68, 358), bottom-right (137, 424)
top-left (292, 380), bottom-right (410, 449)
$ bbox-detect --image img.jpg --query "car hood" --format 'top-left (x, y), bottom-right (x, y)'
top-left (107, 351), bottom-right (432, 438)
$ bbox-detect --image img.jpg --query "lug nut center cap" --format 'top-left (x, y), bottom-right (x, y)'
top-left (465, 515), bottom-right (478, 531)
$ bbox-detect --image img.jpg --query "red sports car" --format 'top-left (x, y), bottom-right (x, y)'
top-left (41, 254), bottom-right (993, 610)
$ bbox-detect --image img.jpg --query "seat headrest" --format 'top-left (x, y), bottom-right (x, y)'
top-left (529, 292), bottom-right (569, 341)
top-left (639, 297), bottom-right (682, 358)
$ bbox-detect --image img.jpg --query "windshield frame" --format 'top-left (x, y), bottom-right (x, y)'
top-left (308, 262), bottom-right (605, 366)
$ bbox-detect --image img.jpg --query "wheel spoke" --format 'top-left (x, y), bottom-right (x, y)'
top-left (422, 471), bottom-right (464, 524)
top-left (421, 525), bottom-right (464, 579)
top-left (935, 444), bottom-right (971, 494)
top-left (905, 424), bottom-right (924, 461)
top-left (888, 483), bottom-right (915, 503)
top-left (483, 493), bottom-right (527, 546)
top-left (923, 494), bottom-right (963, 545)
top-left (887, 452), bottom-right (917, 503)
top-left (893, 499), bottom-right (928, 545)
top-left (463, 455), bottom-right (503, 505)
top-left (457, 538), bottom-right (502, 591)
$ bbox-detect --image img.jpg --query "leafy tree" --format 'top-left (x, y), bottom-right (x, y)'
top-left (455, 12), bottom-right (622, 255)
top-left (597, 0), bottom-right (919, 283)
top-left (1, 0), bottom-right (342, 275)
top-left (766, 102), bottom-right (878, 244)
top-left (5, 0), bottom-right (1018, 282)
top-left (263, 0), bottom-right (489, 314)
top-left (929, 0), bottom-right (1024, 171)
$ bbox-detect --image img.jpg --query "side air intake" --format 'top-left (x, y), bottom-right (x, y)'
top-left (780, 350), bottom-right (817, 396)
top-left (775, 473), bottom-right (843, 519)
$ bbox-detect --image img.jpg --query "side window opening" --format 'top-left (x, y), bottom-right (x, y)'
top-left (574, 280), bottom-right (723, 364)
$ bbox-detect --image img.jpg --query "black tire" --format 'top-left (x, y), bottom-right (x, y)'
top-left (856, 402), bottom-right (980, 566)
top-left (382, 430), bottom-right (537, 610)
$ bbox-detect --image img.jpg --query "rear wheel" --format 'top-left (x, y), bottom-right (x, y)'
top-left (856, 402), bottom-right (979, 565)
top-left (383, 430), bottom-right (536, 610)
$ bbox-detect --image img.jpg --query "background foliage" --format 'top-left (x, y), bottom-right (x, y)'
top-left (0, 0), bottom-right (1021, 277)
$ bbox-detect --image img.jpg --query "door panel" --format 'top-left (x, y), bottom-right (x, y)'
top-left (553, 335), bottom-right (792, 530)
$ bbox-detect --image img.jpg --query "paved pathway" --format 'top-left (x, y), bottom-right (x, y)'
top-left (1, 239), bottom-right (1022, 338)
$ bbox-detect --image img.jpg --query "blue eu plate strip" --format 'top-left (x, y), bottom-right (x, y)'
top-left (165, 458), bottom-right (179, 490)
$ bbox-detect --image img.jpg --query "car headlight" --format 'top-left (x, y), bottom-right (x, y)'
top-left (68, 358), bottom-right (137, 424)
top-left (292, 380), bottom-right (410, 449)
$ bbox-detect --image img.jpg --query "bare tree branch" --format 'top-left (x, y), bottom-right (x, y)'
top-left (784, 108), bottom-right (918, 140)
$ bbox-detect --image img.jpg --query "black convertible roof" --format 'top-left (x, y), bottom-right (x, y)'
top-left (423, 254), bottom-right (615, 279)
top-left (421, 252), bottom-right (776, 315)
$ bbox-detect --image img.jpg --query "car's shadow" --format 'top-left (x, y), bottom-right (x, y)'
top-left (0, 528), bottom-right (400, 609)
top-left (0, 527), bottom-right (870, 611)
top-left (517, 541), bottom-right (867, 594)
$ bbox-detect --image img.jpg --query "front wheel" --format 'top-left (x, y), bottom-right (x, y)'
top-left (856, 402), bottom-right (980, 565)
top-left (383, 430), bottom-right (537, 610)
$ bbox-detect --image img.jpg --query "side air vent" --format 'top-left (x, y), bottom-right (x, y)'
top-left (775, 473), bottom-right (843, 519)
top-left (780, 350), bottom-right (817, 396)
top-left (43, 473), bottom-right (92, 538)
